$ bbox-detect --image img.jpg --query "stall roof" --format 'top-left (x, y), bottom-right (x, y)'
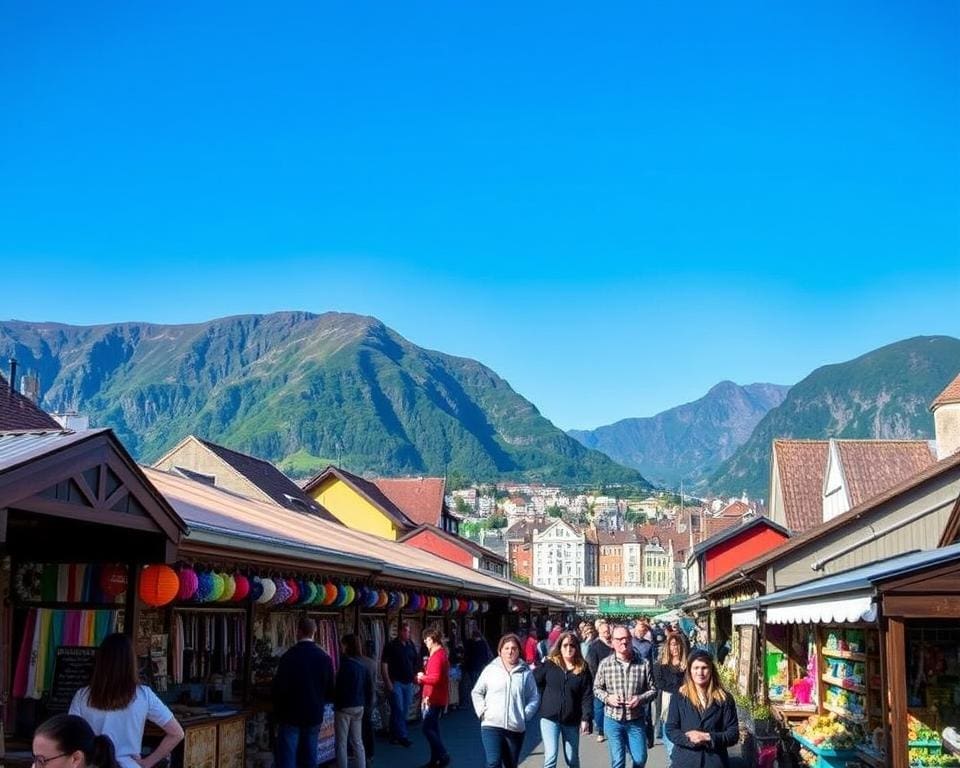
top-left (0, 429), bottom-right (104, 471)
top-left (757, 542), bottom-right (960, 624)
top-left (759, 541), bottom-right (960, 607)
top-left (146, 467), bottom-right (567, 607)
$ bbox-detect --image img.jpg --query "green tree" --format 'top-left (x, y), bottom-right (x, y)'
top-left (454, 496), bottom-right (473, 516)
top-left (488, 514), bottom-right (508, 529)
top-left (546, 505), bottom-right (563, 518)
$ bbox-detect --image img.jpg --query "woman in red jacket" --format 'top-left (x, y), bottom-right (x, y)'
top-left (416, 629), bottom-right (450, 768)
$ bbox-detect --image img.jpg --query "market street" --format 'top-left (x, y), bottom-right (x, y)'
top-left (372, 706), bottom-right (750, 768)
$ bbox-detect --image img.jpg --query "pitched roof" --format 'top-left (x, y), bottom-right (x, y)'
top-left (505, 518), bottom-right (547, 541)
top-left (0, 375), bottom-right (61, 431)
top-left (773, 440), bottom-right (830, 532)
top-left (690, 515), bottom-right (790, 558)
top-left (834, 440), bottom-right (935, 508)
top-left (931, 372), bottom-right (960, 409)
top-left (701, 515), bottom-right (741, 540)
top-left (191, 438), bottom-right (338, 522)
top-left (371, 477), bottom-right (448, 527)
top-left (597, 529), bottom-right (644, 546)
top-left (302, 465), bottom-right (417, 531)
top-left (400, 523), bottom-right (507, 564)
top-left (706, 448), bottom-right (960, 595)
top-left (718, 499), bottom-right (751, 518)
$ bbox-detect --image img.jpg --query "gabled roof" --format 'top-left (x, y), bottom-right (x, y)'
top-left (400, 523), bottom-right (507, 564)
top-left (707, 448), bottom-right (960, 595)
top-left (597, 529), bottom-right (644, 546)
top-left (302, 465), bottom-right (416, 531)
top-left (505, 518), bottom-right (547, 541)
top-left (690, 515), bottom-right (790, 559)
top-left (717, 499), bottom-right (751, 518)
top-left (773, 440), bottom-right (830, 532)
top-left (0, 428), bottom-right (187, 544)
top-left (372, 476), bottom-right (449, 527)
top-left (701, 515), bottom-right (741, 541)
top-left (931, 372), bottom-right (960, 410)
top-left (0, 375), bottom-right (61, 431)
top-left (834, 440), bottom-right (935, 508)
top-left (153, 436), bottom-right (338, 522)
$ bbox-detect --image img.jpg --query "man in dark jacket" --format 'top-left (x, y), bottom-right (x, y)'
top-left (585, 621), bottom-right (614, 743)
top-left (272, 617), bottom-right (335, 768)
top-left (336, 634), bottom-right (373, 768)
top-left (381, 621), bottom-right (419, 747)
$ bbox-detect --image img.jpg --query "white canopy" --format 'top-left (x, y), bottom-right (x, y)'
top-left (765, 593), bottom-right (877, 625)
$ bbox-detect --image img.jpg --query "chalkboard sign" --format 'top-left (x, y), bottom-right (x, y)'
top-left (48, 646), bottom-right (97, 713)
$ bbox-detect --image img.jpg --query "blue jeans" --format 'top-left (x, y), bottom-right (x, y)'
top-left (604, 716), bottom-right (647, 768)
top-left (275, 723), bottom-right (319, 768)
top-left (661, 720), bottom-right (673, 758)
top-left (540, 718), bottom-right (581, 768)
top-left (388, 681), bottom-right (414, 739)
top-left (422, 705), bottom-right (448, 763)
top-left (480, 726), bottom-right (525, 768)
top-left (593, 698), bottom-right (606, 736)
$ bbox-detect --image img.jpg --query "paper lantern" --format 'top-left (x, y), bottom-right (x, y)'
top-left (210, 572), bottom-right (226, 601)
top-left (399, 592), bottom-right (409, 608)
top-left (177, 568), bottom-right (198, 601)
top-left (256, 577), bottom-right (276, 604)
top-left (321, 582), bottom-right (336, 605)
top-left (248, 576), bottom-right (262, 602)
top-left (298, 579), bottom-right (311, 605)
top-left (285, 579), bottom-right (300, 604)
top-left (100, 565), bottom-right (128, 597)
top-left (302, 580), bottom-right (317, 604)
top-left (388, 591), bottom-right (400, 610)
top-left (332, 584), bottom-right (346, 607)
top-left (426, 596), bottom-right (437, 612)
top-left (270, 578), bottom-right (292, 606)
top-left (481, 601), bottom-right (490, 613)
top-left (377, 590), bottom-right (390, 609)
top-left (457, 599), bottom-right (468, 614)
top-left (196, 572), bottom-right (215, 602)
top-left (219, 574), bottom-right (236, 602)
top-left (139, 565), bottom-right (179, 607)
top-left (233, 575), bottom-right (250, 601)
top-left (342, 584), bottom-right (356, 606)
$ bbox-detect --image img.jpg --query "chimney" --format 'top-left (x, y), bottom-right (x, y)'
top-left (8, 358), bottom-right (17, 393)
top-left (931, 372), bottom-right (960, 460)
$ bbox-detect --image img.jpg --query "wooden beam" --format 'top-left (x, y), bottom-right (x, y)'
top-left (0, 507), bottom-right (7, 544)
top-left (883, 594), bottom-right (960, 618)
top-left (886, 617), bottom-right (908, 768)
top-left (72, 472), bottom-right (99, 509)
top-left (17, 497), bottom-right (161, 532)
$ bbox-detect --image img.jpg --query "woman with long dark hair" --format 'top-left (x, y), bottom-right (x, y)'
top-left (33, 714), bottom-right (120, 768)
top-left (69, 633), bottom-right (184, 768)
top-left (664, 649), bottom-right (739, 768)
top-left (533, 631), bottom-right (593, 768)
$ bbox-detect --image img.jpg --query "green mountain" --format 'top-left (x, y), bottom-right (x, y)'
top-left (568, 381), bottom-right (790, 488)
top-left (0, 312), bottom-right (648, 485)
top-left (709, 335), bottom-right (960, 499)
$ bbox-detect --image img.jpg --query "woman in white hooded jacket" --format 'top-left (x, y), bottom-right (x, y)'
top-left (471, 633), bottom-right (540, 768)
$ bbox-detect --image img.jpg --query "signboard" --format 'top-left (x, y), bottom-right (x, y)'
top-left (317, 704), bottom-right (335, 763)
top-left (737, 625), bottom-right (756, 696)
top-left (49, 646), bottom-right (97, 713)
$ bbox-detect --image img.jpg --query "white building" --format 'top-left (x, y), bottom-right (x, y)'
top-left (532, 519), bottom-right (597, 590)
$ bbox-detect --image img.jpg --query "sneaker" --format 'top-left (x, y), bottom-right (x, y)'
top-left (597, 735), bottom-right (606, 743)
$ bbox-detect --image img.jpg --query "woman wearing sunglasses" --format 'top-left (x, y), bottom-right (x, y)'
top-left (32, 714), bottom-right (119, 768)
top-left (533, 631), bottom-right (593, 768)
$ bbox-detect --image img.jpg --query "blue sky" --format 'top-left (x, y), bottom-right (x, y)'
top-left (2, 1), bottom-right (958, 430)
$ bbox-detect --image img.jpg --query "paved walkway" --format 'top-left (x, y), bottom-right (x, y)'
top-left (370, 707), bottom-right (751, 768)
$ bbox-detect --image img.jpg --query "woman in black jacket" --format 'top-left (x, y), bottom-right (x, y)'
top-left (665, 649), bottom-right (739, 768)
top-left (533, 631), bottom-right (593, 768)
top-left (653, 631), bottom-right (689, 759)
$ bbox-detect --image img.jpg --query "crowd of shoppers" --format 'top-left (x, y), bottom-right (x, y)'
top-left (36, 615), bottom-right (735, 768)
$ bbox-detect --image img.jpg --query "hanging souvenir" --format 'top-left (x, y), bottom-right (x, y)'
top-left (233, 574), bottom-right (250, 601)
top-left (177, 567), bottom-right (199, 601)
top-left (219, 573), bottom-right (236, 602)
top-left (100, 565), bottom-right (128, 597)
top-left (138, 565), bottom-right (179, 607)
top-left (256, 577), bottom-right (276, 604)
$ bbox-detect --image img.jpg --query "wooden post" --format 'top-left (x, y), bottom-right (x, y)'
top-left (124, 562), bottom-right (141, 637)
top-left (886, 617), bottom-right (908, 768)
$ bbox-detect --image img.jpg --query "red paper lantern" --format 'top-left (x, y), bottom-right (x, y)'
top-left (138, 565), bottom-right (179, 607)
top-left (100, 565), bottom-right (128, 597)
top-left (286, 578), bottom-right (300, 604)
top-left (233, 575), bottom-right (250, 601)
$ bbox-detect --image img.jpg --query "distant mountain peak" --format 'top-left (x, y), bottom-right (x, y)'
top-left (0, 313), bottom-right (648, 487)
top-left (569, 381), bottom-right (790, 488)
